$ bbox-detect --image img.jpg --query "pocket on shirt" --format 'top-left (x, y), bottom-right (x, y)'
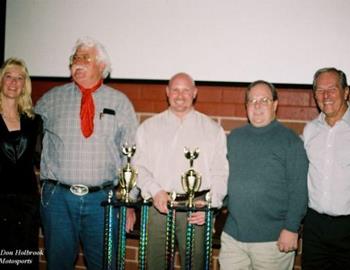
top-left (95, 115), bottom-right (116, 138)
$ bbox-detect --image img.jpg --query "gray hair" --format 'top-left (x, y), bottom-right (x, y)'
top-left (312, 67), bottom-right (348, 91)
top-left (71, 36), bottom-right (112, 78)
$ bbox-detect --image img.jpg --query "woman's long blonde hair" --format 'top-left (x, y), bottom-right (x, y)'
top-left (0, 57), bottom-right (34, 118)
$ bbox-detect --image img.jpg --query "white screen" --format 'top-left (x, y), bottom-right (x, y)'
top-left (5, 0), bottom-right (350, 84)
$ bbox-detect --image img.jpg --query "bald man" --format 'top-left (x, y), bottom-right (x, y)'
top-left (134, 73), bottom-right (228, 269)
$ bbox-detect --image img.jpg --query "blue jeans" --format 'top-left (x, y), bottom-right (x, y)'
top-left (40, 181), bottom-right (117, 270)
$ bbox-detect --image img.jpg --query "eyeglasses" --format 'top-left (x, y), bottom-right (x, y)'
top-left (69, 54), bottom-right (94, 65)
top-left (246, 97), bottom-right (273, 106)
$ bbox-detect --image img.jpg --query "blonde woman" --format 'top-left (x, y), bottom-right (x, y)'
top-left (0, 58), bottom-right (42, 269)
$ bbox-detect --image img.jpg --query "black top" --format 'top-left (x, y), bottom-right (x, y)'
top-left (0, 114), bottom-right (42, 195)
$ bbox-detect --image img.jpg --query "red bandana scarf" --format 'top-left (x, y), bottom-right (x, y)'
top-left (77, 80), bottom-right (103, 138)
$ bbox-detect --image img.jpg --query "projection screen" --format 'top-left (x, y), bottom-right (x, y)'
top-left (5, 0), bottom-right (350, 84)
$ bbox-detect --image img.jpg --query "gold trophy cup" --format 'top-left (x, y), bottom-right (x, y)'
top-left (118, 144), bottom-right (137, 203)
top-left (181, 147), bottom-right (202, 208)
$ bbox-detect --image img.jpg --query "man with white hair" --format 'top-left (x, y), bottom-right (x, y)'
top-left (36, 37), bottom-right (138, 270)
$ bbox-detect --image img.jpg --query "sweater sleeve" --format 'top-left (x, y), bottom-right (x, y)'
top-left (284, 135), bottom-right (309, 232)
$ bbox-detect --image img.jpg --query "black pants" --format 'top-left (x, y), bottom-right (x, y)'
top-left (0, 194), bottom-right (40, 270)
top-left (302, 208), bottom-right (350, 270)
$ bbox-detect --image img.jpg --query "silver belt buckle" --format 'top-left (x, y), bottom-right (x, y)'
top-left (70, 184), bottom-right (89, 196)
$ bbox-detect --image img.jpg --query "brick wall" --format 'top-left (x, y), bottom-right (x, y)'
top-left (33, 78), bottom-right (318, 270)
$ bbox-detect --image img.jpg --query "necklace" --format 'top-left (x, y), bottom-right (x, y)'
top-left (2, 113), bottom-right (20, 121)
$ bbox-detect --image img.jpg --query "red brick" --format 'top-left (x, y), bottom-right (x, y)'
top-left (196, 103), bottom-right (244, 117)
top-left (140, 84), bottom-right (167, 101)
top-left (132, 100), bottom-right (155, 113)
top-left (231, 104), bottom-right (247, 117)
top-left (127, 238), bottom-right (139, 247)
top-left (309, 93), bottom-right (319, 108)
top-left (32, 80), bottom-right (67, 103)
top-left (125, 261), bottom-right (139, 270)
top-left (126, 247), bottom-right (138, 260)
top-left (222, 87), bottom-right (246, 103)
top-left (197, 86), bottom-right (222, 103)
top-left (278, 89), bottom-right (311, 107)
top-left (153, 101), bottom-right (169, 113)
top-left (220, 118), bottom-right (247, 132)
top-left (280, 121), bottom-right (306, 135)
top-left (277, 106), bottom-right (319, 121)
top-left (110, 83), bottom-right (141, 100)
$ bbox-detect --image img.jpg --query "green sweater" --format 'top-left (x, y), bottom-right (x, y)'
top-left (223, 120), bottom-right (308, 242)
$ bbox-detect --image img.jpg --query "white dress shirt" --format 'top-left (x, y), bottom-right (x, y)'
top-left (133, 109), bottom-right (228, 207)
top-left (303, 107), bottom-right (350, 216)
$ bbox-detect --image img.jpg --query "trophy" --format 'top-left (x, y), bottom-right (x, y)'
top-left (118, 144), bottom-right (137, 203)
top-left (181, 147), bottom-right (202, 208)
top-left (203, 192), bottom-right (214, 270)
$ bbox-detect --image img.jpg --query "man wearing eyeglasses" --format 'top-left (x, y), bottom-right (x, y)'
top-left (35, 37), bottom-right (138, 270)
top-left (302, 68), bottom-right (350, 270)
top-left (219, 80), bottom-right (308, 270)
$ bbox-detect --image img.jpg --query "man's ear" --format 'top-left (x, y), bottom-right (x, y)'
top-left (99, 62), bottom-right (106, 75)
top-left (193, 87), bottom-right (198, 99)
top-left (273, 100), bottom-right (278, 112)
top-left (344, 86), bottom-right (349, 101)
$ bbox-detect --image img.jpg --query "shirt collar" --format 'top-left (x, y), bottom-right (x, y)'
top-left (166, 108), bottom-right (195, 123)
top-left (317, 104), bottom-right (350, 127)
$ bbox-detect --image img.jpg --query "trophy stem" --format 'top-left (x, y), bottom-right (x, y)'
top-left (166, 207), bottom-right (176, 270)
top-left (124, 193), bottom-right (130, 203)
top-left (185, 211), bottom-right (194, 270)
top-left (138, 202), bottom-right (150, 270)
top-left (188, 194), bottom-right (194, 208)
top-left (102, 198), bottom-right (114, 270)
top-left (117, 206), bottom-right (127, 270)
top-left (204, 207), bottom-right (214, 270)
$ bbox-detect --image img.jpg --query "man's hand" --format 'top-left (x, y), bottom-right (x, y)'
top-left (277, 229), bottom-right (298, 252)
top-left (187, 200), bottom-right (206, 225)
top-left (153, 190), bottom-right (170, 214)
top-left (187, 211), bottom-right (205, 225)
top-left (126, 208), bottom-right (136, 233)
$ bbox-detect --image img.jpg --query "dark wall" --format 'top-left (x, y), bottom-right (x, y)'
top-left (0, 0), bottom-right (6, 64)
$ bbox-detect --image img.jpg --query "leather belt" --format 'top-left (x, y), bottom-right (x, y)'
top-left (169, 189), bottom-right (210, 202)
top-left (308, 207), bottom-right (350, 220)
top-left (43, 179), bottom-right (114, 196)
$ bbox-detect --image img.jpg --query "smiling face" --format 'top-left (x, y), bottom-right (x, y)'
top-left (1, 65), bottom-right (26, 100)
top-left (246, 83), bottom-right (278, 127)
top-left (314, 71), bottom-right (349, 126)
top-left (70, 46), bottom-right (105, 88)
top-left (166, 73), bottom-right (197, 118)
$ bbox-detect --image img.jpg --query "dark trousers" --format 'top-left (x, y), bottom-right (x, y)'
top-left (0, 194), bottom-right (40, 270)
top-left (302, 208), bottom-right (350, 270)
